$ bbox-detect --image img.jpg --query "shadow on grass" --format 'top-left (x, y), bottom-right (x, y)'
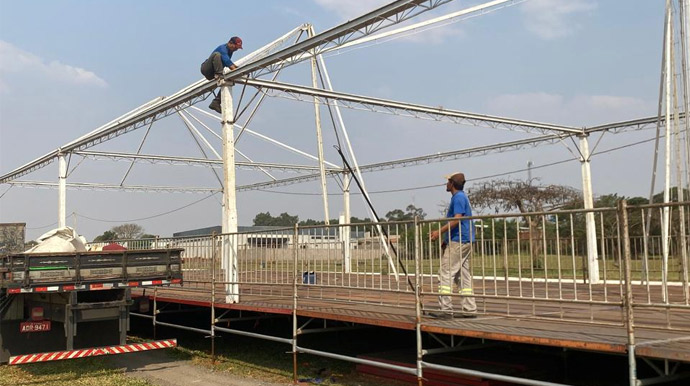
top-left (1, 357), bottom-right (148, 386)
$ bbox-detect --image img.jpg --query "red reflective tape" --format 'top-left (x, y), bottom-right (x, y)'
top-left (9, 339), bottom-right (177, 365)
top-left (128, 281), bottom-right (139, 287)
top-left (34, 287), bottom-right (48, 292)
top-left (63, 285), bottom-right (75, 291)
top-left (90, 283), bottom-right (104, 290)
top-left (171, 279), bottom-right (182, 284)
top-left (20, 354), bottom-right (35, 364)
top-left (8, 288), bottom-right (21, 294)
top-left (152, 280), bottom-right (163, 285)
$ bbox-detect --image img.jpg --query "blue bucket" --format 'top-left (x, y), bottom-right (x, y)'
top-left (302, 271), bottom-right (316, 284)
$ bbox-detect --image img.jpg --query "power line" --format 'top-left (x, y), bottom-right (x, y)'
top-left (27, 221), bottom-right (58, 230)
top-left (75, 192), bottom-right (220, 223)
top-left (255, 158), bottom-right (577, 196)
top-left (251, 133), bottom-right (676, 197)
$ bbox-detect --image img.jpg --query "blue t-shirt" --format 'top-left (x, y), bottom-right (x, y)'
top-left (213, 44), bottom-right (235, 68)
top-left (445, 191), bottom-right (474, 243)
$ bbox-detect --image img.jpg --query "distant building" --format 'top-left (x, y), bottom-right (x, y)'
top-left (173, 225), bottom-right (369, 249)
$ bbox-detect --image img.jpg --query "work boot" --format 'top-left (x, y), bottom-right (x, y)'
top-left (214, 73), bottom-right (225, 86)
top-left (209, 99), bottom-right (222, 114)
top-left (426, 311), bottom-right (453, 320)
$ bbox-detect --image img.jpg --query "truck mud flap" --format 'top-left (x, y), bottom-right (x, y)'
top-left (7, 338), bottom-right (177, 365)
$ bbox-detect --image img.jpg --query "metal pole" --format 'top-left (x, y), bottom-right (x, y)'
top-left (414, 216), bottom-right (424, 386)
top-left (619, 200), bottom-right (638, 386)
top-left (221, 81), bottom-right (239, 304)
top-left (422, 362), bottom-right (570, 386)
top-left (211, 233), bottom-right (217, 364)
top-left (578, 135), bottom-right (600, 284)
top-left (314, 52), bottom-right (398, 278)
top-left (153, 286), bottom-right (157, 340)
top-left (680, 0), bottom-right (690, 303)
top-left (292, 224), bottom-right (299, 384)
top-left (673, 32), bottom-right (690, 304)
top-left (58, 152), bottom-right (67, 228)
top-left (308, 25), bottom-right (330, 225)
top-left (686, 0), bottom-right (690, 195)
top-left (343, 173), bottom-right (352, 273)
top-left (662, 0), bottom-right (673, 302)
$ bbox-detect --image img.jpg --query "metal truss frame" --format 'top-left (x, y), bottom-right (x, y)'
top-left (225, 0), bottom-right (456, 80)
top-left (0, 1), bottom-right (455, 185)
top-left (585, 113), bottom-right (685, 134)
top-left (6, 181), bottom-right (220, 194)
top-left (1, 0), bottom-right (685, 265)
top-left (235, 133), bottom-right (567, 192)
top-left (73, 151), bottom-right (340, 173)
top-left (240, 78), bottom-right (582, 135)
top-left (0, 24), bottom-right (305, 184)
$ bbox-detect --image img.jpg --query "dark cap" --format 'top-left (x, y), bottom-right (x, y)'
top-left (444, 172), bottom-right (466, 186)
top-left (230, 36), bottom-right (243, 49)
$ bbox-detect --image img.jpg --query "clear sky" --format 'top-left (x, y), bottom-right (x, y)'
top-left (0, 0), bottom-right (670, 240)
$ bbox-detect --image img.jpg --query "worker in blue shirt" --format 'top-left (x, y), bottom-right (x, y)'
top-left (429, 172), bottom-right (477, 319)
top-left (200, 36), bottom-right (243, 113)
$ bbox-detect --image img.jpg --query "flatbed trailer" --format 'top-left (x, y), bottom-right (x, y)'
top-left (0, 248), bottom-right (183, 364)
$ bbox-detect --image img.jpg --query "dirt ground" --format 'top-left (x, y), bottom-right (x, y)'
top-left (106, 349), bottom-right (291, 386)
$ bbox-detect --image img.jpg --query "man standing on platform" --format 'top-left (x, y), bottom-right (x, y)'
top-left (200, 36), bottom-right (243, 113)
top-left (429, 172), bottom-right (477, 319)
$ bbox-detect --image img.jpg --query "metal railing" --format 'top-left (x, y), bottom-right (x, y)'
top-left (110, 201), bottom-right (689, 386)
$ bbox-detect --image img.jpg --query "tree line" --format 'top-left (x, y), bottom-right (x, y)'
top-left (91, 179), bottom-right (687, 243)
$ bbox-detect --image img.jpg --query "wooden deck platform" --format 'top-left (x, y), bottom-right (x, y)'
top-left (133, 279), bottom-right (690, 363)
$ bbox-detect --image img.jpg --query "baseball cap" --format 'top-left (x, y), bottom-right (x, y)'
top-left (230, 36), bottom-right (243, 49)
top-left (444, 172), bottom-right (466, 185)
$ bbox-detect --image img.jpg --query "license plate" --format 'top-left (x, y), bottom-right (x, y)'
top-left (20, 320), bottom-right (51, 333)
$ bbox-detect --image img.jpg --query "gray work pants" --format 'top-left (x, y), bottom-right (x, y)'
top-left (200, 52), bottom-right (223, 105)
top-left (200, 51), bottom-right (223, 80)
top-left (438, 241), bottom-right (477, 313)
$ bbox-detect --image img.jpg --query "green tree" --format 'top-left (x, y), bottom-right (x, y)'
top-left (93, 230), bottom-right (118, 242)
top-left (253, 212), bottom-right (299, 226)
top-left (470, 179), bottom-right (580, 262)
top-left (384, 204), bottom-right (427, 221)
top-left (111, 224), bottom-right (145, 239)
top-left (298, 216), bottom-right (375, 226)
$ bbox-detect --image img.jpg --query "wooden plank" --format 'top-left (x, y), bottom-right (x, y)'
top-left (131, 280), bottom-right (690, 362)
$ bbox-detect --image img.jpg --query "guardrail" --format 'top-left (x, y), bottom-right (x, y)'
top-left (112, 200), bottom-right (688, 386)
top-left (97, 202), bottom-right (690, 329)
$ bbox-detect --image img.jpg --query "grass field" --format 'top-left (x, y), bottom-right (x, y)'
top-left (161, 331), bottom-right (407, 386)
top-left (0, 357), bottom-right (151, 386)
